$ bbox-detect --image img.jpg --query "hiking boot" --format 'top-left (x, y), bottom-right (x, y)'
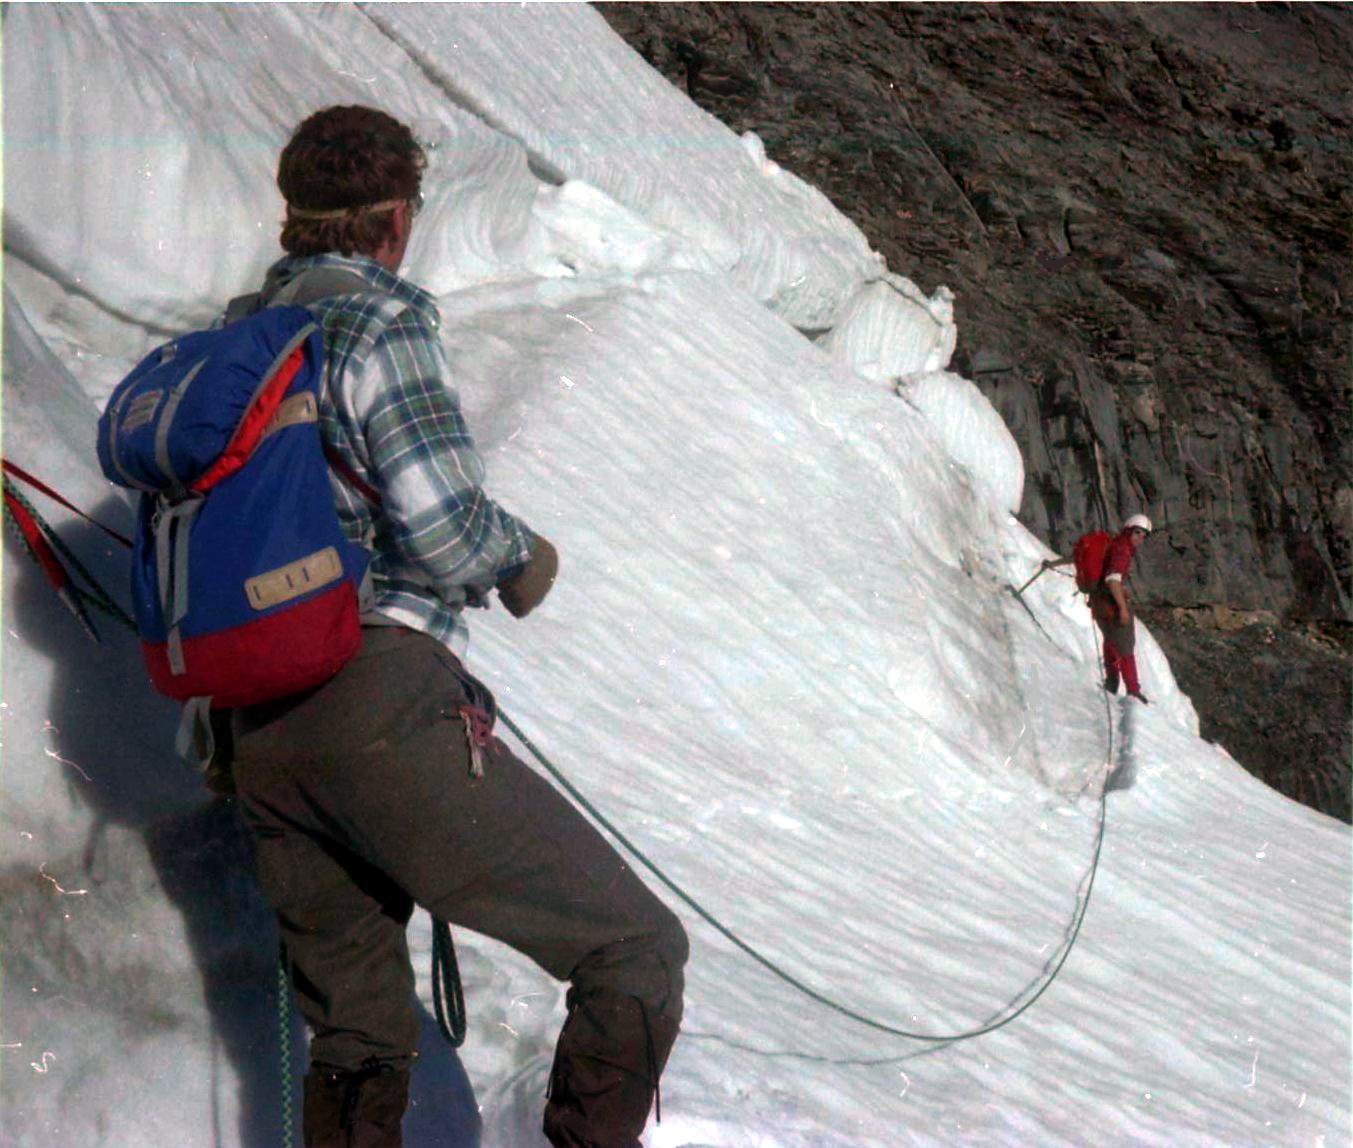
top-left (1128, 690), bottom-right (1150, 705)
top-left (544, 988), bottom-right (678, 1148)
top-left (1103, 673), bottom-right (1120, 695)
top-left (303, 1058), bottom-right (409, 1148)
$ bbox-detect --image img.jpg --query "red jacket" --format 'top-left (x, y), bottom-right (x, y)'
top-left (1090, 532), bottom-right (1137, 623)
top-left (1102, 532), bottom-right (1136, 584)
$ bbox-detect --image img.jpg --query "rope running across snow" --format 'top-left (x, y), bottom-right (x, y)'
top-left (491, 555), bottom-right (1118, 1046)
top-left (9, 461), bottom-right (1116, 1051)
top-left (498, 702), bottom-right (1113, 1046)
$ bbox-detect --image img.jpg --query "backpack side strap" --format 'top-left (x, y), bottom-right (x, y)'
top-left (266, 268), bottom-right (388, 510)
top-left (175, 695), bottom-right (215, 771)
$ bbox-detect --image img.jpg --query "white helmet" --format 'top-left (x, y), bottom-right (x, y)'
top-left (1123, 514), bottom-right (1153, 534)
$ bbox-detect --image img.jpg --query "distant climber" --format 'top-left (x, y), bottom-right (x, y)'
top-left (1043, 514), bottom-right (1154, 704)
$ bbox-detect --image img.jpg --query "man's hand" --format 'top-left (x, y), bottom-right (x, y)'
top-left (498, 534), bottom-right (559, 618)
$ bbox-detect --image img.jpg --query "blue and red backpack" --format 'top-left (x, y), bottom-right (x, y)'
top-left (97, 288), bottom-right (373, 728)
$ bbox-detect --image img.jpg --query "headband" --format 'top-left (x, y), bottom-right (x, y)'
top-left (285, 197), bottom-right (407, 221)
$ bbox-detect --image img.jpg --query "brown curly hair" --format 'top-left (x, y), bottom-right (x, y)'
top-left (277, 106), bottom-right (426, 258)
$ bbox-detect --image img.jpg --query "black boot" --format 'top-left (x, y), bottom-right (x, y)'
top-left (303, 1058), bottom-right (410, 1148)
top-left (1103, 672), bottom-right (1120, 695)
top-left (543, 989), bottom-right (679, 1148)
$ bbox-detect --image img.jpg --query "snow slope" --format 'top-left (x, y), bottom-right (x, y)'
top-left (3, 6), bottom-right (1348, 1147)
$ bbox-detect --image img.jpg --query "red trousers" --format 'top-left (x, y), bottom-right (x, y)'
top-left (1092, 597), bottom-right (1141, 694)
top-left (1101, 636), bottom-right (1141, 694)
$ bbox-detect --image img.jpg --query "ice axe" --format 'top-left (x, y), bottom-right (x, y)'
top-left (1004, 561), bottom-right (1079, 661)
top-left (1011, 560), bottom-right (1052, 599)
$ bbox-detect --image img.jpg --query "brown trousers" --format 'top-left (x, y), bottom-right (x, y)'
top-left (1090, 591), bottom-right (1136, 655)
top-left (230, 627), bottom-right (687, 1147)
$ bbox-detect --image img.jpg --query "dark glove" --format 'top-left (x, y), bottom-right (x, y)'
top-left (497, 533), bottom-right (559, 618)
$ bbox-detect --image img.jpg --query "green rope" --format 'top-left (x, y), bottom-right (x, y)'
top-left (496, 703), bottom-right (1111, 1046)
top-left (3, 477), bottom-right (309, 1135)
top-left (431, 918), bottom-right (467, 1047)
top-left (4, 475), bottom-right (472, 1130)
top-left (278, 955), bottom-right (295, 1148)
top-left (39, 516), bottom-right (137, 629)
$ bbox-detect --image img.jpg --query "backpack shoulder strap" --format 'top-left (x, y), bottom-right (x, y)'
top-left (223, 292), bottom-right (263, 325)
top-left (246, 267), bottom-right (390, 510)
top-left (223, 268), bottom-right (376, 325)
top-left (269, 267), bottom-right (380, 308)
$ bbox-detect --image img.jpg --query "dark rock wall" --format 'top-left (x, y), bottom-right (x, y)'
top-left (597, 2), bottom-right (1352, 820)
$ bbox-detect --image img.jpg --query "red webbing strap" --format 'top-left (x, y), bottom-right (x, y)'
top-left (190, 345), bottom-right (308, 493)
top-left (3, 483), bottom-right (105, 644)
top-left (323, 443), bottom-right (383, 508)
top-left (2, 458), bottom-right (133, 549)
top-left (4, 485), bottom-right (70, 591)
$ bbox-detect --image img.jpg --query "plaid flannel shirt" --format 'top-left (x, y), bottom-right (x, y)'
top-left (261, 254), bottom-right (533, 654)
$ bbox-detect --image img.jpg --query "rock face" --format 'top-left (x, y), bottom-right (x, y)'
top-left (598, 1), bottom-right (1351, 821)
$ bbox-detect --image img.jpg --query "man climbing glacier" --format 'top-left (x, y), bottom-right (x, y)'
top-left (226, 105), bottom-right (686, 1148)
